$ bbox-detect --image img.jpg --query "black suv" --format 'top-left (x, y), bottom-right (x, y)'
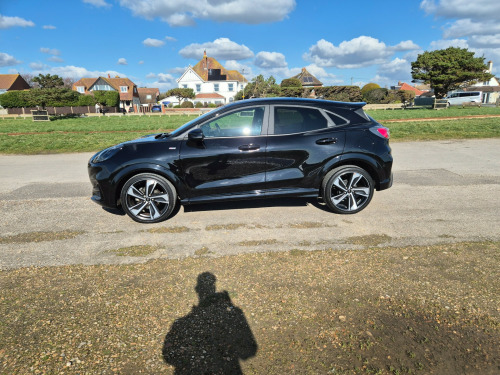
top-left (88, 98), bottom-right (392, 223)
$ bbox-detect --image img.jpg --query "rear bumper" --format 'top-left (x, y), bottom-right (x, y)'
top-left (378, 172), bottom-right (393, 191)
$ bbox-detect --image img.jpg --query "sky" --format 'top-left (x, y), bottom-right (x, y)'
top-left (1, 0), bottom-right (500, 92)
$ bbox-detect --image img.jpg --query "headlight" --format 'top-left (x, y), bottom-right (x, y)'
top-left (92, 144), bottom-right (123, 163)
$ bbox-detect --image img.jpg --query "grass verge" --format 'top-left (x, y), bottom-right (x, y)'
top-left (0, 241), bottom-right (498, 374)
top-left (1, 110), bottom-right (499, 154)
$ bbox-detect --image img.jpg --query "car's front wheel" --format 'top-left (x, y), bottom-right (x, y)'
top-left (120, 173), bottom-right (176, 223)
top-left (322, 166), bottom-right (374, 214)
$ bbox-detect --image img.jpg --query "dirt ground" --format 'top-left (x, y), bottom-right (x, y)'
top-left (1, 241), bottom-right (498, 374)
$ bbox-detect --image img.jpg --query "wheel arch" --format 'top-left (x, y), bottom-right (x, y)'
top-left (320, 153), bottom-right (384, 194)
top-left (111, 163), bottom-right (183, 206)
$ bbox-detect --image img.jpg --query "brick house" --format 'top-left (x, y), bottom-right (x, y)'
top-left (72, 76), bottom-right (140, 111)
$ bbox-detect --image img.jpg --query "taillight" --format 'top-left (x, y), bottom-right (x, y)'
top-left (370, 126), bottom-right (390, 139)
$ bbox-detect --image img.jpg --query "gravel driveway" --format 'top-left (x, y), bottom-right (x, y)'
top-left (1, 139), bottom-right (499, 269)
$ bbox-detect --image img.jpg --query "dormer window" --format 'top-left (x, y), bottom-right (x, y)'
top-left (77, 86), bottom-right (85, 93)
top-left (120, 86), bottom-right (128, 93)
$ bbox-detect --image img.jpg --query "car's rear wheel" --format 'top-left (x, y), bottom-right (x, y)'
top-left (322, 166), bottom-right (374, 214)
top-left (120, 173), bottom-right (176, 223)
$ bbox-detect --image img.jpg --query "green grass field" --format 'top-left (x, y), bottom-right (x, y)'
top-left (0, 107), bottom-right (499, 154)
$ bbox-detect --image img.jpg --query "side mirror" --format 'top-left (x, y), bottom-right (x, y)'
top-left (188, 128), bottom-right (205, 141)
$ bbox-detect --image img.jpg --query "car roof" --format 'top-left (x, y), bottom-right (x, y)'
top-left (223, 97), bottom-right (366, 111)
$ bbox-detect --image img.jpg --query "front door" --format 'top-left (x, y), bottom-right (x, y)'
top-left (179, 106), bottom-right (269, 201)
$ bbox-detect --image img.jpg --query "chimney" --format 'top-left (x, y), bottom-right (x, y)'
top-left (487, 61), bottom-right (493, 73)
top-left (108, 73), bottom-right (110, 78)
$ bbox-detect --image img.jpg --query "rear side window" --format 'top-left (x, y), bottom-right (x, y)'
top-left (273, 106), bottom-right (328, 134)
top-left (325, 111), bottom-right (349, 126)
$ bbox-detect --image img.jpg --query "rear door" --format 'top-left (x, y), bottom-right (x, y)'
top-left (265, 105), bottom-right (346, 194)
top-left (178, 105), bottom-right (269, 200)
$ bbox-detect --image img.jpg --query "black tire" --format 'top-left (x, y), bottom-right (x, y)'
top-left (322, 165), bottom-right (374, 214)
top-left (120, 173), bottom-right (177, 223)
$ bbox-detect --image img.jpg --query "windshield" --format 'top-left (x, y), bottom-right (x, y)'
top-left (169, 109), bottom-right (218, 137)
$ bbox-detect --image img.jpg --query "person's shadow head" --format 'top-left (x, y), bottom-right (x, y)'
top-left (195, 271), bottom-right (217, 302)
top-left (163, 272), bottom-right (258, 374)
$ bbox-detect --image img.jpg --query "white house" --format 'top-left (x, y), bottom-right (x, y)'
top-left (176, 52), bottom-right (248, 106)
top-left (462, 61), bottom-right (500, 104)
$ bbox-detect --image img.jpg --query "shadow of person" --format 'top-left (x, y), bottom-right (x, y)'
top-left (162, 272), bottom-right (258, 374)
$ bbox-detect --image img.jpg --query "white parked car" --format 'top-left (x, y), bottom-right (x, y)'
top-left (445, 91), bottom-right (482, 106)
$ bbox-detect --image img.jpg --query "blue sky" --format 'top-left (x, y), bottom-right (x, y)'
top-left (1, 0), bottom-right (499, 92)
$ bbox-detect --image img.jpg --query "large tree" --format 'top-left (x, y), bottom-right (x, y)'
top-left (411, 47), bottom-right (493, 98)
top-left (32, 73), bottom-right (64, 89)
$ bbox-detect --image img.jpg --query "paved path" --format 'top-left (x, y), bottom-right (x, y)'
top-left (1, 139), bottom-right (499, 269)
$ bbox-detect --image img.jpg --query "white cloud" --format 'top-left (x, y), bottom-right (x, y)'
top-left (392, 40), bottom-right (421, 51)
top-left (145, 72), bottom-right (177, 90)
top-left (420, 0), bottom-right (500, 20)
top-left (168, 67), bottom-right (188, 75)
top-left (83, 0), bottom-right (111, 8)
top-left (165, 36), bottom-right (177, 42)
top-left (443, 19), bottom-right (500, 39)
top-left (429, 39), bottom-right (469, 50)
top-left (224, 60), bottom-right (253, 79)
top-left (40, 47), bottom-right (61, 56)
top-left (0, 14), bottom-right (35, 29)
top-left (47, 56), bottom-right (64, 63)
top-left (372, 58), bottom-right (413, 88)
top-left (254, 52), bottom-right (287, 69)
top-left (43, 25), bottom-right (56, 30)
top-left (138, 60), bottom-right (144, 65)
top-left (143, 38), bottom-right (166, 47)
top-left (468, 34), bottom-right (500, 48)
top-left (118, 0), bottom-right (295, 26)
top-left (0, 52), bottom-right (21, 67)
top-left (304, 36), bottom-right (395, 69)
top-left (28, 64), bottom-right (125, 80)
top-left (179, 38), bottom-right (253, 60)
top-left (117, 58), bottom-right (128, 65)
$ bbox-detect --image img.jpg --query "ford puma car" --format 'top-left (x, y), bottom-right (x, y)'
top-left (88, 98), bottom-right (393, 223)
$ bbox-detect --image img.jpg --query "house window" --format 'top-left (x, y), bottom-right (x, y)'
top-left (93, 85), bottom-right (112, 91)
top-left (76, 86), bottom-right (85, 93)
top-left (214, 83), bottom-right (219, 92)
top-left (146, 95), bottom-right (152, 99)
top-left (120, 86), bottom-right (128, 93)
top-left (182, 84), bottom-right (188, 89)
top-left (196, 84), bottom-right (201, 92)
top-left (228, 83), bottom-right (234, 92)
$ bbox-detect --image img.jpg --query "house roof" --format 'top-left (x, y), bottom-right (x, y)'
top-left (399, 82), bottom-right (424, 96)
top-left (291, 68), bottom-right (323, 87)
top-left (192, 52), bottom-right (247, 83)
top-left (73, 76), bottom-right (139, 100)
top-left (0, 74), bottom-right (30, 90)
top-left (195, 93), bottom-right (226, 99)
top-left (138, 87), bottom-right (159, 104)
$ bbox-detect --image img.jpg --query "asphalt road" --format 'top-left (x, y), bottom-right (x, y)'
top-left (1, 139), bottom-right (499, 269)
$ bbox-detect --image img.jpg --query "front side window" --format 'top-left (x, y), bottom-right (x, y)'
top-left (200, 106), bottom-right (265, 138)
top-left (273, 106), bottom-right (328, 134)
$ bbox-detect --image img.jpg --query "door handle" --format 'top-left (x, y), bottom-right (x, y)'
top-left (316, 138), bottom-right (337, 145)
top-left (238, 144), bottom-right (260, 151)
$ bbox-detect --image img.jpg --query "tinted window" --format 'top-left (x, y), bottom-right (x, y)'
top-left (273, 107), bottom-right (328, 134)
top-left (200, 107), bottom-right (265, 138)
top-left (326, 111), bottom-right (348, 126)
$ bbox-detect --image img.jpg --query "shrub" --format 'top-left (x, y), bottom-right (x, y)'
top-left (280, 78), bottom-right (302, 88)
top-left (180, 101), bottom-right (194, 108)
top-left (314, 86), bottom-right (362, 102)
top-left (281, 87), bottom-right (304, 97)
top-left (93, 91), bottom-right (119, 107)
top-left (361, 83), bottom-right (381, 96)
top-left (195, 102), bottom-right (203, 108)
top-left (77, 94), bottom-right (96, 106)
